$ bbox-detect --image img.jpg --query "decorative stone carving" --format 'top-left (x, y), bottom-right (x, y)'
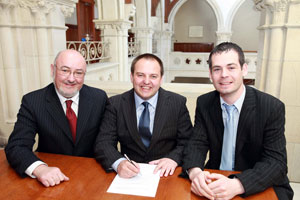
top-left (254, 0), bottom-right (266, 11)
top-left (0, 0), bottom-right (18, 8)
top-left (216, 31), bottom-right (232, 44)
top-left (60, 5), bottom-right (75, 17)
top-left (264, 0), bottom-right (289, 12)
top-left (195, 58), bottom-right (202, 64)
top-left (0, 0), bottom-right (18, 23)
top-left (131, 27), bottom-right (154, 36)
top-left (18, 0), bottom-right (55, 24)
top-left (125, 3), bottom-right (136, 20)
top-left (95, 20), bottom-right (132, 32)
top-left (19, 0), bottom-right (55, 14)
top-left (185, 58), bottom-right (191, 64)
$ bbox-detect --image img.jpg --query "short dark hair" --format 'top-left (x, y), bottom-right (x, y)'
top-left (131, 53), bottom-right (164, 76)
top-left (208, 42), bottom-right (245, 70)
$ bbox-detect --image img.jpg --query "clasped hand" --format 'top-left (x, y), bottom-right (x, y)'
top-left (189, 168), bottom-right (244, 200)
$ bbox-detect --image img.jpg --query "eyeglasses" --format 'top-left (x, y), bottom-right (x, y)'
top-left (55, 66), bottom-right (86, 78)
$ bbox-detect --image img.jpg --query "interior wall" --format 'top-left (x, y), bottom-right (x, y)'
top-left (231, 0), bottom-right (260, 51)
top-left (173, 0), bottom-right (217, 43)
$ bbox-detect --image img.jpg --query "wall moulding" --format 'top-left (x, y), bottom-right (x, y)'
top-left (94, 20), bottom-right (132, 31)
top-left (0, 24), bottom-right (68, 30)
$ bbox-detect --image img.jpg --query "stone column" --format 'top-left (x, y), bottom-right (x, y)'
top-left (0, 1), bottom-right (22, 124)
top-left (264, 1), bottom-right (288, 97)
top-left (0, 0), bottom-right (77, 146)
top-left (155, 30), bottom-right (173, 82)
top-left (28, 2), bottom-right (56, 87)
top-left (94, 0), bottom-right (135, 81)
top-left (254, 0), bottom-right (300, 182)
top-left (278, 0), bottom-right (300, 182)
top-left (216, 31), bottom-right (232, 44)
top-left (255, 1), bottom-right (272, 91)
top-left (131, 27), bottom-right (153, 54)
top-left (95, 21), bottom-right (132, 81)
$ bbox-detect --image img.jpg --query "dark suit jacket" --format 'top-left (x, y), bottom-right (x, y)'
top-left (94, 88), bottom-right (193, 171)
top-left (182, 86), bottom-right (293, 200)
top-left (5, 83), bottom-right (107, 177)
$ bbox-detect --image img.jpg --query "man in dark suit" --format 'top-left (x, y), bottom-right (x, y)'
top-left (94, 53), bottom-right (192, 178)
top-left (182, 42), bottom-right (293, 200)
top-left (5, 49), bottom-right (107, 187)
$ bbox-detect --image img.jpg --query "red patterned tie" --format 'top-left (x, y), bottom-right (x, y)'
top-left (66, 100), bottom-right (77, 143)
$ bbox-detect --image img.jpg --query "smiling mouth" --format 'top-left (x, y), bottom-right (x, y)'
top-left (141, 86), bottom-right (151, 90)
top-left (220, 81), bottom-right (232, 85)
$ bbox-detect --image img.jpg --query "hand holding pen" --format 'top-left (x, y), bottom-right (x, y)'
top-left (117, 154), bottom-right (141, 178)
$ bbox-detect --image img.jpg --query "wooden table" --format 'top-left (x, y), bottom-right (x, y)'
top-left (0, 150), bottom-right (278, 199)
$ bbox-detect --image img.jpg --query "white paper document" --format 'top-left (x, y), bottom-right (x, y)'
top-left (107, 163), bottom-right (161, 197)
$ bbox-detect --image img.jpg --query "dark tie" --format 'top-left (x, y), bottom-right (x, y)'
top-left (220, 103), bottom-right (236, 171)
top-left (66, 100), bottom-right (77, 143)
top-left (139, 102), bottom-right (152, 147)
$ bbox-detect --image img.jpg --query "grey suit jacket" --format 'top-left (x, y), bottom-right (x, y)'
top-left (182, 86), bottom-right (293, 200)
top-left (5, 83), bottom-right (107, 177)
top-left (94, 88), bottom-right (193, 171)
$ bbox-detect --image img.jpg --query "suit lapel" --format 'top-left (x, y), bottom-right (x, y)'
top-left (46, 84), bottom-right (73, 142)
top-left (235, 86), bottom-right (256, 155)
top-left (148, 88), bottom-right (168, 151)
top-left (209, 93), bottom-right (224, 148)
top-left (76, 85), bottom-right (93, 145)
top-left (122, 90), bottom-right (146, 151)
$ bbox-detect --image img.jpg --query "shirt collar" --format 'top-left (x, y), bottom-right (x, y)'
top-left (55, 88), bottom-right (80, 106)
top-left (134, 90), bottom-right (159, 109)
top-left (220, 85), bottom-right (246, 113)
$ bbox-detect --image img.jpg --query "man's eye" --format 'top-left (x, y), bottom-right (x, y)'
top-left (62, 69), bottom-right (69, 73)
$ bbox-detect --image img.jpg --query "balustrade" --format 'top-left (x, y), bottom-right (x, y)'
top-left (66, 34), bottom-right (110, 64)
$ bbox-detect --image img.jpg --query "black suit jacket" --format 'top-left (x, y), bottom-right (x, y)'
top-left (5, 83), bottom-right (107, 177)
top-left (182, 86), bottom-right (293, 200)
top-left (94, 88), bottom-right (193, 171)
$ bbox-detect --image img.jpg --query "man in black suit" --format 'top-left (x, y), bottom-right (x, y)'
top-left (5, 49), bottom-right (107, 187)
top-left (94, 53), bottom-right (192, 178)
top-left (182, 42), bottom-right (293, 200)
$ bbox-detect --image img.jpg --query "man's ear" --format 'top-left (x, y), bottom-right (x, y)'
top-left (130, 73), bottom-right (133, 83)
top-left (51, 64), bottom-right (54, 77)
top-left (209, 70), bottom-right (213, 82)
top-left (242, 63), bottom-right (248, 77)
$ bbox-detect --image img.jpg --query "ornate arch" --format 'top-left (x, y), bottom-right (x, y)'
top-left (168, 0), bottom-right (224, 32)
top-left (225, 0), bottom-right (245, 31)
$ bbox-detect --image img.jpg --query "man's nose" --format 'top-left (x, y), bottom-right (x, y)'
top-left (221, 68), bottom-right (228, 77)
top-left (67, 72), bottom-right (76, 82)
top-left (143, 76), bottom-right (150, 84)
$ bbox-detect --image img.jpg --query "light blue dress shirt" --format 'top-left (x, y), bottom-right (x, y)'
top-left (220, 85), bottom-right (246, 170)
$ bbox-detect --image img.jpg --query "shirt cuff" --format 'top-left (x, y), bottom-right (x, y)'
top-left (112, 158), bottom-right (126, 172)
top-left (25, 161), bottom-right (47, 178)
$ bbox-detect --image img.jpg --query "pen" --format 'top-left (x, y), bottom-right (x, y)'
top-left (124, 154), bottom-right (138, 168)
